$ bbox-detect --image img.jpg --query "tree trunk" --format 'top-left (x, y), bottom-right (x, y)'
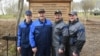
top-left (0, 2), bottom-right (5, 15)
top-left (15, 0), bottom-right (24, 56)
top-left (16, 0), bottom-right (24, 36)
top-left (84, 10), bottom-right (88, 21)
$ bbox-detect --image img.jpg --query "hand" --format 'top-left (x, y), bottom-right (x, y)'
top-left (32, 47), bottom-right (37, 53)
top-left (17, 47), bottom-right (21, 53)
top-left (58, 49), bottom-right (64, 54)
top-left (73, 52), bottom-right (78, 56)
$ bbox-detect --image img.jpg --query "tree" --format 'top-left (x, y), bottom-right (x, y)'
top-left (0, 0), bottom-right (5, 15)
top-left (16, 0), bottom-right (24, 56)
top-left (5, 2), bottom-right (18, 16)
top-left (4, 0), bottom-right (28, 17)
top-left (81, 0), bottom-right (95, 20)
top-left (95, 0), bottom-right (100, 9)
top-left (71, 2), bottom-right (81, 11)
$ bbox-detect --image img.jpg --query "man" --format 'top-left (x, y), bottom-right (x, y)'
top-left (29, 9), bottom-right (52, 56)
top-left (52, 10), bottom-right (68, 56)
top-left (62, 11), bottom-right (86, 56)
top-left (17, 10), bottom-right (33, 56)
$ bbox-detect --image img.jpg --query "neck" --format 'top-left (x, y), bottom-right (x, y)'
top-left (39, 18), bottom-right (45, 22)
top-left (25, 19), bottom-right (31, 23)
top-left (55, 18), bottom-right (63, 24)
top-left (69, 18), bottom-right (79, 24)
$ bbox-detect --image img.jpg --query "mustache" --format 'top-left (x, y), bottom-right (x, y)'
top-left (56, 18), bottom-right (60, 19)
top-left (40, 16), bottom-right (44, 17)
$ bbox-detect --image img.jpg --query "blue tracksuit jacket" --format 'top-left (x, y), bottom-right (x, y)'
top-left (17, 20), bottom-right (33, 48)
top-left (29, 19), bottom-right (52, 48)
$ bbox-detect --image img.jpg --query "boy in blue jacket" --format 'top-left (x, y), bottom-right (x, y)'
top-left (17, 10), bottom-right (33, 56)
top-left (29, 9), bottom-right (52, 56)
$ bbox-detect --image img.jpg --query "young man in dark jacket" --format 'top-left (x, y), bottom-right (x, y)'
top-left (29, 9), bottom-right (52, 56)
top-left (17, 10), bottom-right (33, 56)
top-left (62, 11), bottom-right (86, 56)
top-left (52, 10), bottom-right (68, 56)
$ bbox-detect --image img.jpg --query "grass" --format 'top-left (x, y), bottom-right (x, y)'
top-left (78, 12), bottom-right (100, 21)
top-left (78, 12), bottom-right (100, 17)
top-left (0, 13), bottom-right (100, 21)
top-left (0, 14), bottom-right (24, 19)
top-left (0, 15), bottom-right (15, 19)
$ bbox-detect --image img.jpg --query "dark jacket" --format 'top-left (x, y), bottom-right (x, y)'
top-left (63, 19), bottom-right (86, 52)
top-left (52, 19), bottom-right (68, 50)
top-left (29, 19), bottom-right (52, 48)
top-left (17, 20), bottom-right (33, 48)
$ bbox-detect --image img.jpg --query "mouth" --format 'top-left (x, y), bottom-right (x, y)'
top-left (56, 18), bottom-right (60, 19)
top-left (71, 18), bottom-right (74, 19)
top-left (69, 18), bottom-right (74, 20)
top-left (40, 16), bottom-right (44, 17)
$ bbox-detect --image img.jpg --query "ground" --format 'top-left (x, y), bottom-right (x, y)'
top-left (0, 17), bottom-right (100, 56)
top-left (81, 20), bottom-right (100, 56)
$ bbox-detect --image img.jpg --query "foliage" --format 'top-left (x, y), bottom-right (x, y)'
top-left (81, 0), bottom-right (95, 20)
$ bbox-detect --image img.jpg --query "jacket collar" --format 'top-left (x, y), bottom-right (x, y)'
top-left (24, 19), bottom-right (32, 26)
top-left (55, 19), bottom-right (63, 24)
top-left (69, 18), bottom-right (79, 25)
top-left (38, 18), bottom-right (47, 24)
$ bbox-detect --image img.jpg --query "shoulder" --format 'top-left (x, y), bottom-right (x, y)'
top-left (33, 19), bottom-right (39, 23)
top-left (32, 19), bottom-right (40, 25)
top-left (46, 18), bottom-right (52, 23)
top-left (58, 21), bottom-right (67, 29)
top-left (45, 18), bottom-right (52, 26)
top-left (77, 21), bottom-right (85, 30)
top-left (78, 22), bottom-right (85, 27)
top-left (19, 21), bottom-right (25, 26)
top-left (60, 21), bottom-right (67, 27)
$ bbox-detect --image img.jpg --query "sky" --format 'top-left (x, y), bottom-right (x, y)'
top-left (25, 0), bottom-right (82, 3)
top-left (0, 0), bottom-right (82, 14)
top-left (73, 0), bottom-right (82, 2)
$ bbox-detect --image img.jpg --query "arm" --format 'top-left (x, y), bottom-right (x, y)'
top-left (29, 24), bottom-right (36, 48)
top-left (59, 25), bottom-right (69, 54)
top-left (17, 25), bottom-right (21, 53)
top-left (17, 25), bottom-right (21, 47)
top-left (74, 25), bottom-right (86, 52)
top-left (50, 24), bottom-right (52, 47)
top-left (59, 25), bottom-right (69, 50)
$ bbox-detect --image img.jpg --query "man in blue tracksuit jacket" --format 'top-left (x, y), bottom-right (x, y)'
top-left (29, 9), bottom-right (52, 56)
top-left (17, 10), bottom-right (33, 56)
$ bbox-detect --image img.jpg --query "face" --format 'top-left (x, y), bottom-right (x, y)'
top-left (25, 15), bottom-right (32, 22)
top-left (38, 13), bottom-right (45, 20)
top-left (69, 14), bottom-right (77, 22)
top-left (55, 14), bottom-right (62, 22)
